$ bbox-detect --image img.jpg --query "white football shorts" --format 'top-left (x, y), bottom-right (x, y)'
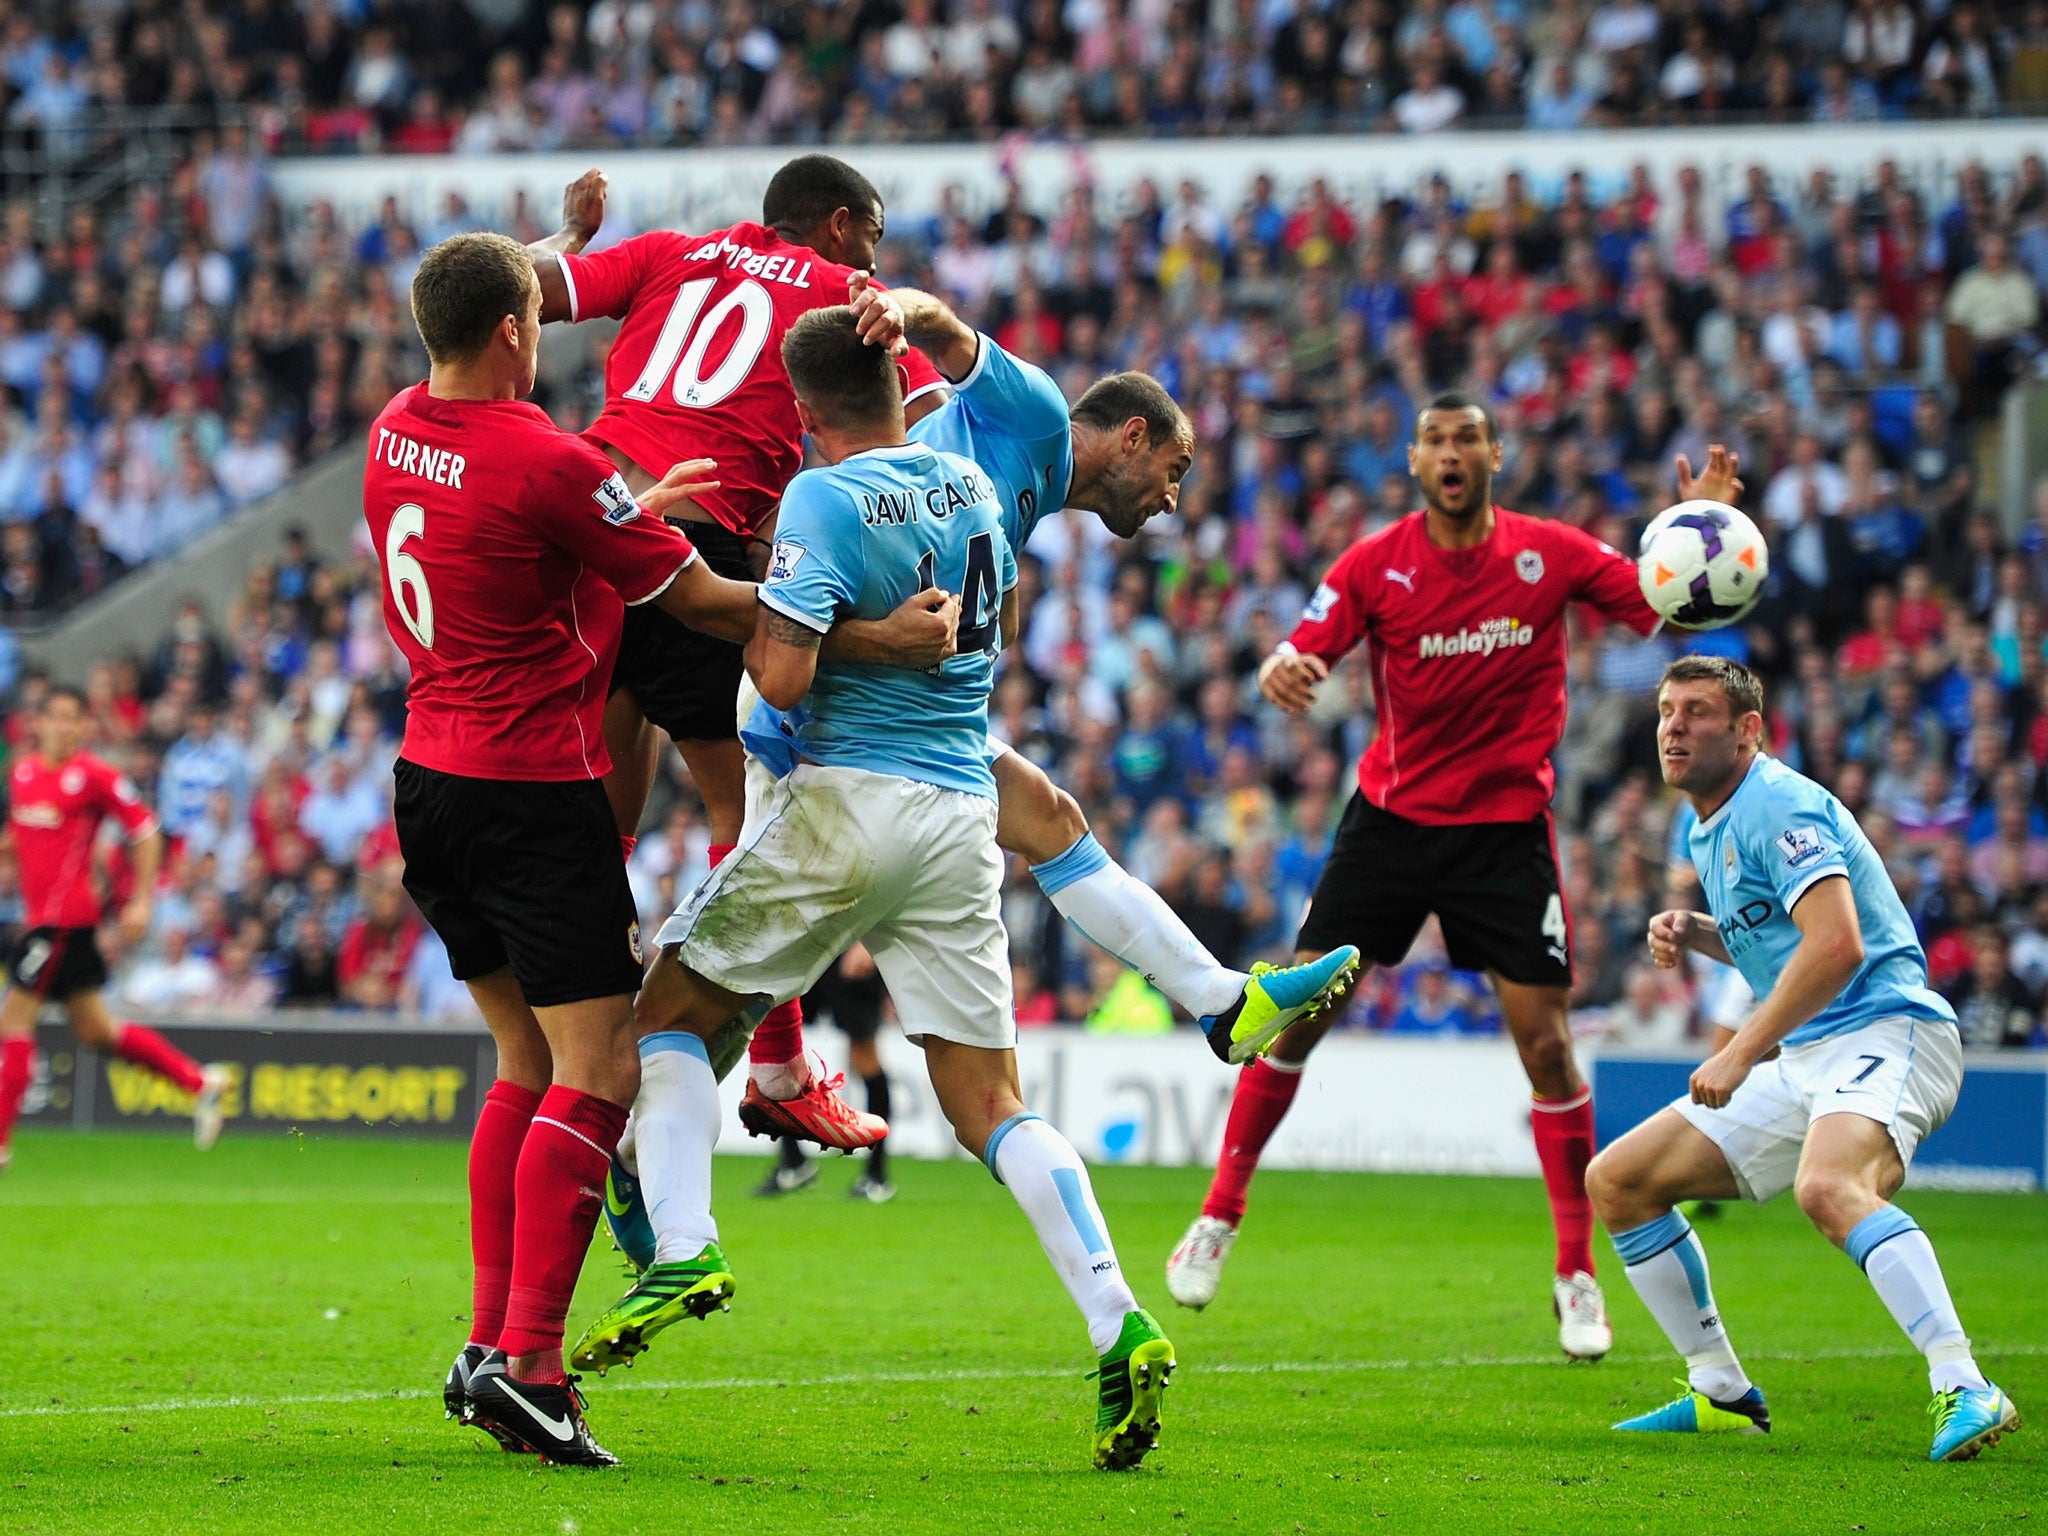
top-left (656, 761), bottom-right (1015, 1050)
top-left (1672, 1014), bottom-right (1963, 1202)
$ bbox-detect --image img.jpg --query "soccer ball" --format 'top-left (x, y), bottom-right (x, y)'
top-left (1636, 499), bottom-right (1768, 630)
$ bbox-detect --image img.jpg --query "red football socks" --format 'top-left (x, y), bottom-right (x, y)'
top-left (1532, 1089), bottom-right (1597, 1277)
top-left (748, 999), bottom-right (805, 1068)
top-left (619, 833), bottom-right (638, 862)
top-left (114, 1023), bottom-right (204, 1094)
top-left (1200, 1057), bottom-right (1304, 1225)
top-left (467, 1079), bottom-right (542, 1349)
top-left (498, 1086), bottom-right (629, 1377)
top-left (0, 1036), bottom-right (33, 1146)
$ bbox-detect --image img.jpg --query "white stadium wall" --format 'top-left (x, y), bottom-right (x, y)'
top-left (272, 122), bottom-right (2048, 240)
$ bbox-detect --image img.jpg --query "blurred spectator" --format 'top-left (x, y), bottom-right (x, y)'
top-left (1944, 923), bottom-right (2041, 1047)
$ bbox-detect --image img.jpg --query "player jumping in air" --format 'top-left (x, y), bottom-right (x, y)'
top-left (1591, 656), bottom-right (2019, 1462)
top-left (841, 277), bottom-right (1360, 1063)
top-left (369, 230), bottom-right (759, 1465)
top-left (1165, 394), bottom-right (1743, 1361)
top-left (527, 155), bottom-right (955, 1153)
top-left (599, 283), bottom-right (1360, 1261)
top-left (0, 687), bottom-right (229, 1165)
top-left (534, 159), bottom-right (1353, 1150)
top-left (574, 310), bottom-right (1177, 1471)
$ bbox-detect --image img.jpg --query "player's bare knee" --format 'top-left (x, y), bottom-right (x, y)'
top-left (1582, 1149), bottom-right (1618, 1216)
top-left (1792, 1167), bottom-right (1864, 1245)
top-left (69, 1007), bottom-right (114, 1047)
top-left (1005, 782), bottom-right (1087, 865)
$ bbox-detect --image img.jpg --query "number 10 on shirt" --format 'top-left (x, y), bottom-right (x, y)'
top-left (622, 278), bottom-right (776, 410)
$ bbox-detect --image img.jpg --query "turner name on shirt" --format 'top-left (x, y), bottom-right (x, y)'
top-left (373, 426), bottom-right (468, 489)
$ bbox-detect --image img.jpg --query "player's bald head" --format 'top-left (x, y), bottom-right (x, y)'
top-left (782, 307), bottom-right (902, 431)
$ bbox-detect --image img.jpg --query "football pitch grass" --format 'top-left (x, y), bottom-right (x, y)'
top-left (2, 1132), bottom-right (2042, 1535)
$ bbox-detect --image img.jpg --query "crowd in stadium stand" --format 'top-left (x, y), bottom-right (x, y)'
top-left (3, 126), bottom-right (2047, 1047)
top-left (0, 0), bottom-right (2037, 151)
top-left (0, 1), bottom-right (2032, 624)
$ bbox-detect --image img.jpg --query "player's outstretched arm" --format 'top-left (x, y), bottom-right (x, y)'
top-left (528, 169), bottom-right (608, 324)
top-left (653, 560), bottom-right (758, 644)
top-left (1688, 876), bottom-right (1863, 1108)
top-left (747, 608), bottom-right (824, 710)
top-left (822, 587), bottom-right (961, 669)
top-left (850, 275), bottom-right (977, 381)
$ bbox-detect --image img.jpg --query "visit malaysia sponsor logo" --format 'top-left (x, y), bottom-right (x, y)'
top-left (1416, 616), bottom-right (1535, 659)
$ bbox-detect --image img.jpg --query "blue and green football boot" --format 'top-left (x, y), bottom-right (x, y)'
top-left (568, 1242), bottom-right (736, 1375)
top-left (1929, 1384), bottom-right (2020, 1462)
top-left (1199, 945), bottom-right (1360, 1064)
top-left (602, 1155), bottom-right (656, 1273)
top-left (1092, 1308), bottom-right (1175, 1469)
top-left (1614, 1380), bottom-right (1771, 1435)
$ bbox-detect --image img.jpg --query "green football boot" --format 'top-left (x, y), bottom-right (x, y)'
top-left (1199, 946), bottom-right (1360, 1064)
top-left (568, 1243), bottom-right (736, 1375)
top-left (1092, 1308), bottom-right (1175, 1470)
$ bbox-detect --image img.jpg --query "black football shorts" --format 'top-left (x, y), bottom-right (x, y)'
top-left (608, 520), bottom-right (756, 744)
top-left (1295, 793), bottom-right (1573, 988)
top-left (394, 760), bottom-right (644, 1009)
top-left (8, 926), bottom-right (108, 999)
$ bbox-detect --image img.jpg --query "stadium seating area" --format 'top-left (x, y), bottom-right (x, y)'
top-left (1, 96), bottom-right (2045, 1046)
top-left (18, 0), bottom-right (2046, 150)
top-left (0, 1), bottom-right (2033, 623)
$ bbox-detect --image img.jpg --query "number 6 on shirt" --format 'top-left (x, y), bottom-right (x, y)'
top-left (385, 502), bottom-right (435, 650)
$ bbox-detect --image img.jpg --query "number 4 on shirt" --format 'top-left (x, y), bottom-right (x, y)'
top-left (917, 532), bottom-right (1001, 655)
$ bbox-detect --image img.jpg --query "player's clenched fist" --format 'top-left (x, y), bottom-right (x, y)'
top-left (1257, 647), bottom-right (1329, 714)
top-left (561, 169), bottom-right (608, 246)
top-left (883, 587), bottom-right (961, 667)
top-left (1646, 909), bottom-right (1697, 968)
top-left (1688, 1044), bottom-right (1752, 1109)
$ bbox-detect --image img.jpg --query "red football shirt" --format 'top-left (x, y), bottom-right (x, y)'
top-left (558, 224), bottom-right (945, 539)
top-left (1287, 507), bottom-right (1661, 826)
top-left (364, 385), bottom-right (699, 783)
top-left (8, 751), bottom-right (157, 927)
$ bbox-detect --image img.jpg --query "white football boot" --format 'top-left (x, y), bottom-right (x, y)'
top-left (1165, 1215), bottom-right (1239, 1310)
top-left (1554, 1270), bottom-right (1614, 1361)
top-left (193, 1064), bottom-right (232, 1150)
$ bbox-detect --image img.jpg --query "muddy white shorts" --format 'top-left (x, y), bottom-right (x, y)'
top-left (1672, 1015), bottom-right (1963, 1202)
top-left (656, 761), bottom-right (1015, 1050)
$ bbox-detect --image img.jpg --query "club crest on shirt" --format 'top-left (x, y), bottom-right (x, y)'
top-left (592, 473), bottom-right (641, 526)
top-left (1724, 843), bottom-right (1737, 871)
top-left (59, 767), bottom-right (84, 795)
top-left (1516, 549), bottom-right (1544, 584)
top-left (1303, 582), bottom-right (1339, 622)
top-left (1777, 827), bottom-right (1827, 868)
top-left (765, 539), bottom-right (807, 583)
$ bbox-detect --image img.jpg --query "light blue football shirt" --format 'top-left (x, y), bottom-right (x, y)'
top-left (908, 332), bottom-right (1073, 554)
top-left (1688, 754), bottom-right (1956, 1046)
top-left (753, 441), bottom-right (1015, 799)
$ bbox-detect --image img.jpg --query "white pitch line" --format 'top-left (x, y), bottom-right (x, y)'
top-left (6, 1344), bottom-right (2045, 1422)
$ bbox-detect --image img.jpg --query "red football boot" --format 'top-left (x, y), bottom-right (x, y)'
top-left (738, 1062), bottom-right (887, 1150)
